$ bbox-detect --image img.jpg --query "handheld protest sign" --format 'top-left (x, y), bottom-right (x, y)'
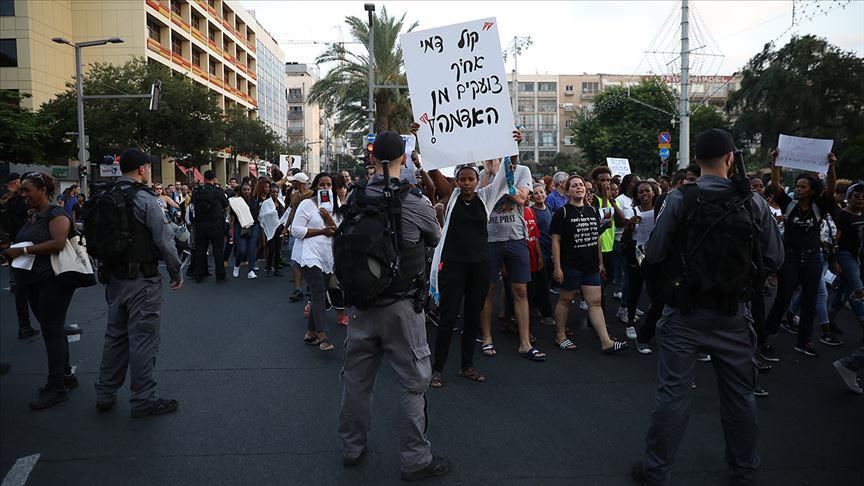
top-left (401, 18), bottom-right (517, 169)
top-left (606, 157), bottom-right (631, 177)
top-left (318, 189), bottom-right (334, 213)
top-left (776, 134), bottom-right (833, 174)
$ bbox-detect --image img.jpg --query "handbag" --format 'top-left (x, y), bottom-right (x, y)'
top-left (51, 234), bottom-right (97, 288)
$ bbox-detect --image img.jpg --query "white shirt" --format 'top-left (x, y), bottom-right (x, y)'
top-left (615, 194), bottom-right (633, 241)
top-left (289, 198), bottom-right (335, 273)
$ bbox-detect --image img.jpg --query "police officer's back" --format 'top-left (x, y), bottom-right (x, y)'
top-left (93, 148), bottom-right (183, 418)
top-left (337, 132), bottom-right (450, 481)
top-left (190, 170), bottom-right (229, 282)
top-left (635, 129), bottom-right (783, 485)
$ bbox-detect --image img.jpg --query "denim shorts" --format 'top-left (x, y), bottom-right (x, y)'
top-left (488, 240), bottom-right (531, 284)
top-left (561, 265), bottom-right (601, 291)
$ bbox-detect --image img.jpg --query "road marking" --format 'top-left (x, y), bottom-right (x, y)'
top-left (2, 454), bottom-right (40, 486)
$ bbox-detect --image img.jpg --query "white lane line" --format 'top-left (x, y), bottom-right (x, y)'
top-left (2, 453), bottom-right (40, 486)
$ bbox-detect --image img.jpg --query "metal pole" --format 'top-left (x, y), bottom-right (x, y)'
top-left (367, 8), bottom-right (375, 135)
top-left (679, 0), bottom-right (690, 169)
top-left (74, 45), bottom-right (88, 193)
top-left (512, 37), bottom-right (518, 124)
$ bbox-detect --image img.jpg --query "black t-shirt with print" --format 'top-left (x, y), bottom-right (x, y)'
top-left (549, 203), bottom-right (601, 273)
top-left (775, 191), bottom-right (824, 251)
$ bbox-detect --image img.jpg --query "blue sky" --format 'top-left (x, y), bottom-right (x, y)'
top-left (242, 0), bottom-right (863, 75)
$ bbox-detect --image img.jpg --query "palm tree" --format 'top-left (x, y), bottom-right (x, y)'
top-left (308, 7), bottom-right (417, 137)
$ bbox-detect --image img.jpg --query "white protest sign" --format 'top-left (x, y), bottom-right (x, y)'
top-left (606, 157), bottom-right (631, 177)
top-left (278, 155), bottom-right (290, 174)
top-left (401, 18), bottom-right (517, 170)
top-left (776, 134), bottom-right (833, 174)
top-left (99, 164), bottom-right (122, 177)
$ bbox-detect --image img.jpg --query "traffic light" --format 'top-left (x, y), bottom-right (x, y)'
top-left (366, 142), bottom-right (374, 163)
top-left (78, 165), bottom-right (87, 179)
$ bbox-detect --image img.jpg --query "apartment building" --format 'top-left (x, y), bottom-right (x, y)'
top-left (285, 62), bottom-right (326, 175)
top-left (506, 74), bottom-right (560, 165)
top-left (0, 0), bottom-right (289, 183)
top-left (250, 11), bottom-right (286, 143)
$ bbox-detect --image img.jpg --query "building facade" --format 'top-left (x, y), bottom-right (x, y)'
top-left (250, 12), bottom-right (286, 143)
top-left (507, 73), bottom-right (560, 165)
top-left (285, 62), bottom-right (325, 175)
top-left (0, 0), bottom-right (290, 183)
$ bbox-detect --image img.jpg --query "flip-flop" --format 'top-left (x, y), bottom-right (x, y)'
top-left (556, 339), bottom-right (578, 351)
top-left (459, 367), bottom-right (486, 382)
top-left (303, 335), bottom-right (319, 345)
top-left (602, 340), bottom-right (630, 355)
top-left (481, 343), bottom-right (497, 357)
top-left (318, 339), bottom-right (335, 351)
top-left (520, 347), bottom-right (547, 361)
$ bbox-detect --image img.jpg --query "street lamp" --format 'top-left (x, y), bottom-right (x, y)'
top-left (52, 36), bottom-right (124, 193)
top-left (364, 3), bottom-right (375, 136)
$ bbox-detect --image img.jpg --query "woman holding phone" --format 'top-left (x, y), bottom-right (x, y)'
top-left (290, 172), bottom-right (339, 350)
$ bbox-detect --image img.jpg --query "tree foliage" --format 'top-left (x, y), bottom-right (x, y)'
top-left (572, 79), bottom-right (678, 176)
top-left (726, 35), bottom-right (864, 177)
top-left (308, 7), bottom-right (416, 136)
top-left (0, 90), bottom-right (47, 163)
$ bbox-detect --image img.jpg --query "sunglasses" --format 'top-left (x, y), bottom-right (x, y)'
top-left (24, 172), bottom-right (45, 181)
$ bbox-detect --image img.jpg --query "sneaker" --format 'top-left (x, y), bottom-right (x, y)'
top-left (232, 266), bottom-right (240, 278)
top-left (131, 398), bottom-right (179, 418)
top-left (793, 343), bottom-right (818, 357)
top-left (247, 270), bottom-right (257, 279)
top-left (756, 359), bottom-right (772, 374)
top-left (289, 288), bottom-right (303, 302)
top-left (791, 314), bottom-right (800, 325)
top-left (781, 321), bottom-right (799, 335)
top-left (342, 447), bottom-right (367, 467)
top-left (625, 326), bottom-right (637, 340)
top-left (612, 291), bottom-right (623, 300)
top-left (96, 398), bottom-right (116, 412)
top-left (541, 317), bottom-right (556, 327)
top-left (616, 306), bottom-right (634, 324)
top-left (18, 326), bottom-right (40, 339)
top-left (636, 343), bottom-right (653, 355)
top-left (697, 353), bottom-right (711, 362)
top-left (833, 360), bottom-right (863, 394)
top-left (401, 456), bottom-right (451, 482)
top-left (819, 333), bottom-right (844, 347)
top-left (29, 388), bottom-right (69, 410)
top-left (579, 300), bottom-right (588, 311)
top-left (754, 387), bottom-right (770, 398)
top-left (759, 344), bottom-right (780, 362)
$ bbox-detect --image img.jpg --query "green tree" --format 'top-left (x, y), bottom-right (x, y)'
top-left (572, 79), bottom-right (677, 176)
top-left (308, 7), bottom-right (416, 135)
top-left (0, 90), bottom-right (47, 163)
top-left (37, 58), bottom-right (225, 168)
top-left (222, 106), bottom-right (282, 176)
top-left (726, 35), bottom-right (864, 177)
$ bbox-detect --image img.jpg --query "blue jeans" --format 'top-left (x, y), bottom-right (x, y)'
top-left (789, 261), bottom-right (829, 325)
top-left (830, 250), bottom-right (864, 322)
top-left (233, 222), bottom-right (260, 268)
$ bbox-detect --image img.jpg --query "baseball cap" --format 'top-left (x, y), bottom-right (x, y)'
top-left (5, 173), bottom-right (21, 183)
top-left (286, 172), bottom-right (310, 184)
top-left (694, 129), bottom-right (736, 160)
top-left (372, 132), bottom-right (405, 162)
top-left (119, 148), bottom-right (159, 173)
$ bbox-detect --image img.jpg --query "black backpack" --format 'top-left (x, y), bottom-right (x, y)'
top-left (333, 171), bottom-right (411, 310)
top-left (659, 183), bottom-right (762, 315)
top-left (191, 185), bottom-right (218, 222)
top-left (82, 181), bottom-right (147, 262)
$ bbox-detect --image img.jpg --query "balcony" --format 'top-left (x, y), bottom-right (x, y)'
top-left (288, 93), bottom-right (304, 102)
top-left (147, 37), bottom-right (171, 60)
top-left (171, 12), bottom-right (190, 30)
top-left (288, 126), bottom-right (304, 135)
top-left (287, 111), bottom-right (303, 120)
top-left (146, 0), bottom-right (170, 17)
top-left (191, 63), bottom-right (207, 79)
top-left (191, 28), bottom-right (207, 45)
top-left (172, 52), bottom-right (191, 69)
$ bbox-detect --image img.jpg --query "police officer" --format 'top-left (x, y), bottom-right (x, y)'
top-left (94, 148), bottom-right (183, 418)
top-left (633, 129), bottom-right (784, 485)
top-left (338, 132), bottom-right (450, 481)
top-left (191, 170), bottom-right (229, 282)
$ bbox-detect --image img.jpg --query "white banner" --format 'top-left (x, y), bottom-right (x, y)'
top-left (776, 134), bottom-right (834, 174)
top-left (401, 18), bottom-right (517, 169)
top-left (99, 164), bottom-right (122, 177)
top-left (606, 157), bottom-right (631, 177)
top-left (279, 155), bottom-right (302, 174)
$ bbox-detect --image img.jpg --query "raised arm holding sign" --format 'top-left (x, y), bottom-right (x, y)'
top-left (776, 134), bottom-right (834, 174)
top-left (400, 18), bottom-right (517, 169)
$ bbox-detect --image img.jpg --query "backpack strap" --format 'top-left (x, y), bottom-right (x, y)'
top-left (785, 199), bottom-right (822, 222)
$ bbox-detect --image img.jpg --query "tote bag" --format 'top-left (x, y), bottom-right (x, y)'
top-left (51, 234), bottom-right (96, 288)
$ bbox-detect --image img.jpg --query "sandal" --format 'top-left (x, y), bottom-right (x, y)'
top-left (459, 367), bottom-right (486, 383)
top-left (519, 347), bottom-right (547, 361)
top-left (303, 334), bottom-right (319, 345)
top-left (602, 339), bottom-right (630, 355)
top-left (318, 339), bottom-right (335, 351)
top-left (556, 339), bottom-right (578, 351)
top-left (429, 372), bottom-right (443, 388)
top-left (481, 343), bottom-right (497, 357)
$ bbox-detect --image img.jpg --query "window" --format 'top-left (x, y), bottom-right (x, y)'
top-left (0, 0), bottom-right (14, 16)
top-left (564, 119), bottom-right (575, 128)
top-left (171, 36), bottom-right (183, 55)
top-left (538, 114), bottom-right (556, 129)
top-left (147, 20), bottom-right (162, 42)
top-left (208, 0), bottom-right (215, 7)
top-left (171, 0), bottom-right (182, 16)
top-left (208, 26), bottom-right (216, 42)
top-left (517, 99), bottom-right (534, 113)
top-left (565, 85), bottom-right (574, 92)
top-left (191, 14), bottom-right (200, 30)
top-left (288, 88), bottom-right (302, 99)
top-left (192, 49), bottom-right (201, 67)
top-left (0, 39), bottom-right (17, 67)
top-left (538, 82), bottom-right (556, 92)
top-left (209, 61), bottom-right (217, 76)
top-left (537, 99), bottom-right (557, 113)
top-left (582, 82), bottom-right (600, 95)
top-left (539, 132), bottom-right (556, 147)
top-left (518, 82), bottom-right (534, 93)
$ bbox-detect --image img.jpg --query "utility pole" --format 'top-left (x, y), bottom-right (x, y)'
top-left (679, 0), bottom-right (690, 169)
top-left (503, 36), bottom-right (532, 126)
top-left (364, 3), bottom-right (375, 137)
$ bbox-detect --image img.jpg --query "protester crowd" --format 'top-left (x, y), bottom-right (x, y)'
top-left (1, 126), bottom-right (863, 483)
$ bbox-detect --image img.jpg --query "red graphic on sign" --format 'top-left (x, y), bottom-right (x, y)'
top-left (482, 22), bottom-right (494, 31)
top-left (420, 113), bottom-right (430, 124)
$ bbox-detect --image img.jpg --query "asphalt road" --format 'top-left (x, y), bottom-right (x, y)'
top-left (1, 265), bottom-right (862, 485)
